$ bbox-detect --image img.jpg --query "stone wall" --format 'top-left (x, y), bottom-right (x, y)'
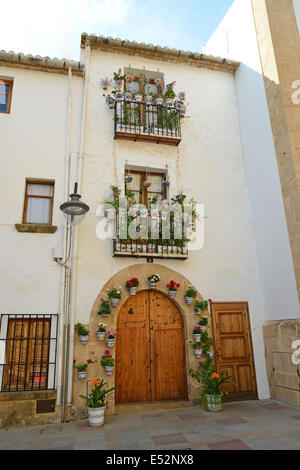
top-left (263, 319), bottom-right (300, 406)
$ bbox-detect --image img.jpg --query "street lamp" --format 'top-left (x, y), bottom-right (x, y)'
top-left (60, 183), bottom-right (89, 217)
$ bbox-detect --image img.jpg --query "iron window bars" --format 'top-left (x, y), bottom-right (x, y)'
top-left (0, 314), bottom-right (58, 392)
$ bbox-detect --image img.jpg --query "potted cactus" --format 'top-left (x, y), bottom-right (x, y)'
top-left (75, 322), bottom-right (89, 345)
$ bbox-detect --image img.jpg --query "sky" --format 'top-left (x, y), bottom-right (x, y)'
top-left (0, 0), bottom-right (235, 60)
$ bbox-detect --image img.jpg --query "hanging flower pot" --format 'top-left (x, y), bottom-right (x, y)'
top-left (208, 350), bottom-right (214, 359)
top-left (96, 331), bottom-right (106, 341)
top-left (168, 289), bottom-right (176, 299)
top-left (135, 94), bottom-right (143, 104)
top-left (175, 102), bottom-right (184, 113)
top-left (144, 180), bottom-right (152, 188)
top-left (108, 289), bottom-right (121, 307)
top-left (129, 286), bottom-right (137, 296)
top-left (106, 96), bottom-right (115, 109)
top-left (155, 96), bottom-right (164, 107)
top-left (148, 274), bottom-right (160, 289)
top-left (166, 98), bottom-right (174, 109)
top-left (125, 74), bottom-right (134, 82)
top-left (126, 278), bottom-right (139, 295)
top-left (193, 333), bottom-right (201, 343)
top-left (106, 332), bottom-right (116, 348)
top-left (140, 77), bottom-right (149, 86)
top-left (162, 179), bottom-right (170, 187)
top-left (185, 287), bottom-right (197, 306)
top-left (97, 299), bottom-right (111, 318)
top-left (167, 280), bottom-right (180, 298)
top-left (124, 91), bottom-right (132, 103)
top-left (80, 334), bottom-right (89, 345)
top-left (105, 365), bottom-right (114, 376)
top-left (101, 78), bottom-right (110, 90)
top-left (75, 322), bottom-right (89, 345)
top-left (194, 348), bottom-right (203, 359)
top-left (178, 91), bottom-right (186, 102)
top-left (77, 370), bottom-right (87, 382)
top-left (185, 296), bottom-right (194, 306)
top-left (110, 298), bottom-right (119, 307)
top-left (114, 91), bottom-right (123, 102)
top-left (114, 79), bottom-right (123, 89)
top-left (125, 175), bottom-right (133, 183)
top-left (145, 95), bottom-right (152, 106)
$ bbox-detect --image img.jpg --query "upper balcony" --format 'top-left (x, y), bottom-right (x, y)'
top-left (114, 100), bottom-right (182, 146)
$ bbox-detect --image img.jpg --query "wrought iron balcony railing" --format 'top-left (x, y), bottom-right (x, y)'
top-left (114, 100), bottom-right (181, 146)
top-left (113, 239), bottom-right (188, 260)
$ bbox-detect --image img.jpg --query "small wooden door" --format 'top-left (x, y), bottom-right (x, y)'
top-left (211, 302), bottom-right (257, 400)
top-left (115, 290), bottom-right (188, 403)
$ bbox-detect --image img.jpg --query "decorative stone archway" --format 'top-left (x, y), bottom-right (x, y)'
top-left (71, 264), bottom-right (210, 418)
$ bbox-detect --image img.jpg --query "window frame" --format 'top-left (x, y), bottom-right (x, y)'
top-left (22, 178), bottom-right (55, 225)
top-left (0, 79), bottom-right (13, 114)
top-left (125, 169), bottom-right (167, 207)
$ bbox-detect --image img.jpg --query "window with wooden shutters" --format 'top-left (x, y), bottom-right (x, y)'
top-left (0, 79), bottom-right (13, 114)
top-left (0, 316), bottom-right (58, 392)
top-left (125, 170), bottom-right (167, 207)
top-left (23, 179), bottom-right (55, 225)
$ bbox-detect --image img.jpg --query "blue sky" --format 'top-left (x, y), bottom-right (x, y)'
top-left (1, 0), bottom-right (235, 60)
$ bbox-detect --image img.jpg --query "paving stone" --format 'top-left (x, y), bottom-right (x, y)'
top-left (214, 417), bottom-right (248, 426)
top-left (152, 433), bottom-right (188, 446)
top-left (207, 439), bottom-right (252, 450)
top-left (242, 435), bottom-right (296, 450)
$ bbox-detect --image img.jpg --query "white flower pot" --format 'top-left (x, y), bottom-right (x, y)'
top-left (193, 333), bottom-right (202, 343)
top-left (149, 281), bottom-right (157, 289)
top-left (110, 298), bottom-right (120, 307)
top-left (194, 309), bottom-right (202, 315)
top-left (105, 365), bottom-right (114, 376)
top-left (129, 287), bottom-right (137, 296)
top-left (147, 244), bottom-right (154, 253)
top-left (169, 289), bottom-right (177, 299)
top-left (101, 313), bottom-right (110, 318)
top-left (201, 326), bottom-right (207, 332)
top-left (157, 245), bottom-right (163, 253)
top-left (80, 335), bottom-right (89, 345)
top-left (77, 371), bottom-right (87, 382)
top-left (96, 331), bottom-right (106, 341)
top-left (87, 406), bottom-right (106, 427)
top-left (208, 350), bottom-right (214, 359)
top-left (106, 338), bottom-right (116, 348)
top-left (185, 296), bottom-right (194, 306)
top-left (194, 348), bottom-right (203, 359)
top-left (206, 394), bottom-right (222, 412)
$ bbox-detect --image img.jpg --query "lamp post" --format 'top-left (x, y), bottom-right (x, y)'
top-left (56, 183), bottom-right (89, 422)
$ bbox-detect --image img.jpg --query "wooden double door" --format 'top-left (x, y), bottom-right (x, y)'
top-left (211, 302), bottom-right (257, 400)
top-left (115, 290), bottom-right (188, 403)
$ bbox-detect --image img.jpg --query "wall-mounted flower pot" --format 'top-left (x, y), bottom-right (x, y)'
top-left (87, 406), bottom-right (106, 426)
top-left (80, 335), bottom-right (89, 345)
top-left (185, 296), bottom-right (194, 306)
top-left (77, 371), bottom-right (87, 382)
top-left (194, 348), bottom-right (203, 359)
top-left (135, 94), bottom-right (143, 104)
top-left (110, 298), bottom-right (120, 307)
top-left (193, 333), bottom-right (201, 343)
top-left (208, 350), bottom-right (214, 359)
top-left (106, 338), bottom-right (116, 348)
top-left (168, 289), bottom-right (177, 299)
top-left (155, 78), bottom-right (164, 87)
top-left (115, 91), bottom-right (123, 102)
top-left (125, 74), bottom-right (134, 82)
top-left (166, 99), bottom-right (174, 109)
top-left (124, 92), bottom-right (132, 103)
top-left (129, 287), bottom-right (137, 296)
top-left (101, 79), bottom-right (110, 90)
top-left (145, 95), bottom-right (152, 106)
top-left (144, 181), bottom-right (152, 188)
top-left (178, 91), bottom-right (186, 101)
top-left (106, 96), bottom-right (115, 109)
top-left (96, 331), bottom-right (106, 341)
top-left (149, 281), bottom-right (157, 289)
top-left (105, 365), bottom-right (114, 376)
top-left (155, 97), bottom-right (164, 107)
top-left (125, 175), bottom-right (132, 183)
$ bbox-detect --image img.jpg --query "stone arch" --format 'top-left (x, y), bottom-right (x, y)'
top-left (72, 264), bottom-right (210, 416)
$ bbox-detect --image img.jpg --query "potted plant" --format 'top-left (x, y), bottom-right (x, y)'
top-left (126, 277), bottom-right (139, 296)
top-left (155, 95), bottom-right (164, 107)
top-left (134, 93), bottom-right (143, 104)
top-left (73, 358), bottom-right (96, 382)
top-left (167, 280), bottom-right (180, 299)
top-left (124, 91), bottom-right (132, 103)
top-left (194, 300), bottom-right (208, 314)
top-left (80, 378), bottom-right (116, 427)
top-left (148, 274), bottom-right (160, 288)
top-left (108, 288), bottom-right (121, 307)
top-left (198, 316), bottom-right (208, 331)
top-left (190, 342), bottom-right (203, 359)
top-left (185, 286), bottom-right (197, 305)
top-left (101, 350), bottom-right (115, 376)
top-left (105, 95), bottom-right (115, 109)
top-left (75, 322), bottom-right (89, 345)
top-left (193, 323), bottom-right (202, 343)
top-left (144, 180), bottom-right (152, 188)
top-left (190, 361), bottom-right (233, 412)
top-left (113, 68), bottom-right (124, 89)
top-left (106, 330), bottom-right (117, 348)
top-left (97, 298), bottom-right (111, 318)
top-left (101, 78), bottom-right (110, 90)
top-left (96, 322), bottom-right (107, 341)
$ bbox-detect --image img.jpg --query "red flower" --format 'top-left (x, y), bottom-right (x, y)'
top-left (176, 284), bottom-right (180, 288)
top-left (167, 284), bottom-right (170, 288)
top-left (131, 278), bottom-right (138, 282)
top-left (127, 281), bottom-right (133, 287)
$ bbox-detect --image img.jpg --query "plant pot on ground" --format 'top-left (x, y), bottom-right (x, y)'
top-left (80, 378), bottom-right (116, 427)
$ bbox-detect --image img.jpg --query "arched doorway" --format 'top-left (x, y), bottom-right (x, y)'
top-left (115, 290), bottom-right (188, 404)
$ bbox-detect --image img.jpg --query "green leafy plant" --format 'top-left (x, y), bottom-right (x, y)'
top-left (198, 316), bottom-right (208, 326)
top-left (73, 358), bottom-right (96, 372)
top-left (190, 360), bottom-right (233, 405)
top-left (80, 378), bottom-right (116, 409)
top-left (185, 287), bottom-right (197, 298)
top-left (74, 322), bottom-right (89, 336)
top-left (97, 322), bottom-right (107, 333)
top-left (98, 299), bottom-right (111, 317)
top-left (108, 289), bottom-right (121, 299)
top-left (126, 277), bottom-right (139, 289)
top-left (164, 82), bottom-right (176, 99)
top-left (194, 300), bottom-right (208, 312)
top-left (100, 350), bottom-right (115, 368)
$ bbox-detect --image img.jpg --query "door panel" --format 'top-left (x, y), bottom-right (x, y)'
top-left (211, 302), bottom-right (257, 400)
top-left (116, 290), bottom-right (187, 404)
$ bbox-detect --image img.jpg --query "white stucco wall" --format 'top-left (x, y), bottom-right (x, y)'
top-left (0, 66), bottom-right (83, 315)
top-left (293, 0), bottom-right (300, 33)
top-left (72, 48), bottom-right (271, 398)
top-left (204, 0), bottom-right (300, 321)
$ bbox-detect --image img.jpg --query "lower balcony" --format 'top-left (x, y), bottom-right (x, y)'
top-left (114, 101), bottom-right (181, 146)
top-left (113, 240), bottom-right (188, 260)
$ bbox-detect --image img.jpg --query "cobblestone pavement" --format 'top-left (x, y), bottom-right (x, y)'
top-left (0, 399), bottom-right (300, 450)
